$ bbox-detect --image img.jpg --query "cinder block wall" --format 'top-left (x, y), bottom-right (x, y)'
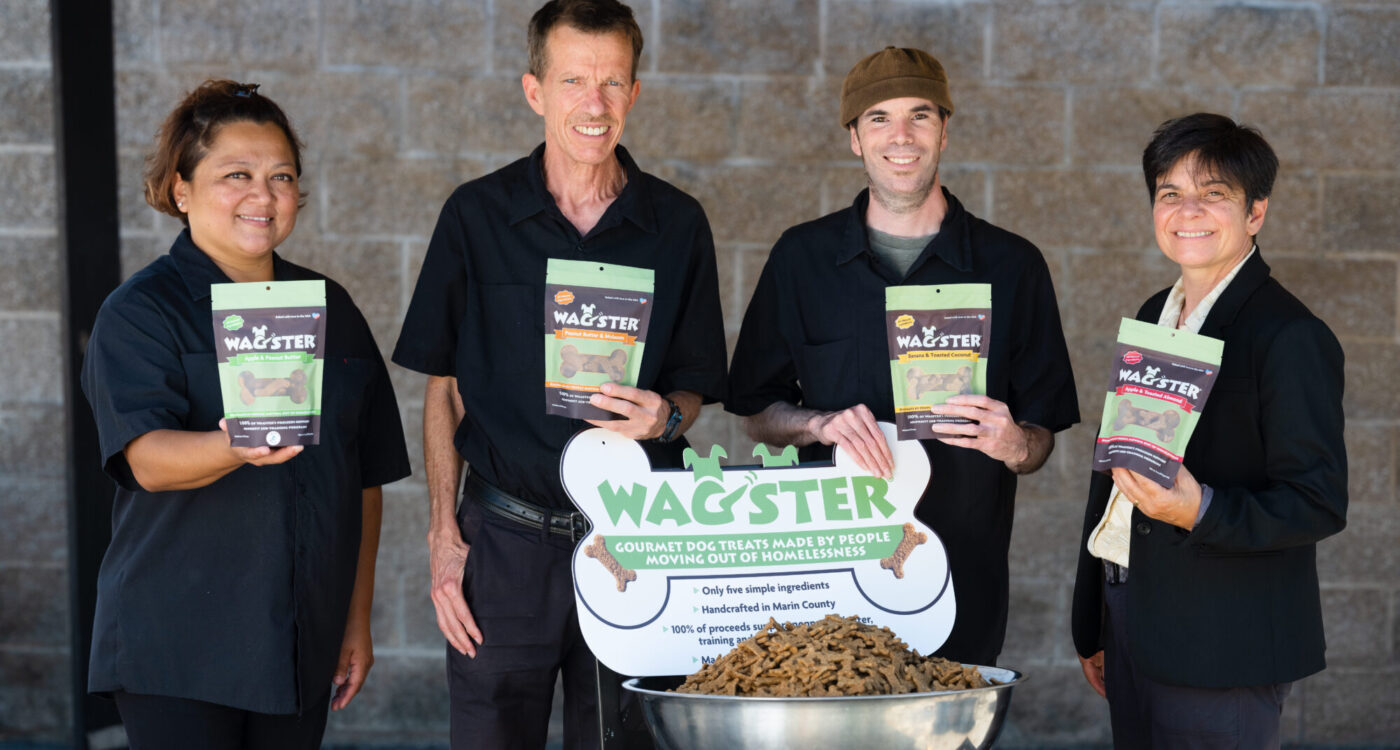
top-left (3, 0), bottom-right (1398, 746)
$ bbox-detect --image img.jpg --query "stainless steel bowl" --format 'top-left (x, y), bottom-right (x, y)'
top-left (622, 666), bottom-right (1023, 750)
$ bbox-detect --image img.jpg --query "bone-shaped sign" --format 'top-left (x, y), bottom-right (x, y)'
top-left (561, 422), bottom-right (955, 676)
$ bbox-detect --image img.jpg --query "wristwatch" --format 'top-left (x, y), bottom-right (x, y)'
top-left (654, 397), bottom-right (683, 443)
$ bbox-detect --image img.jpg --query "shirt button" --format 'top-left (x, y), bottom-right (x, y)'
top-left (1135, 522), bottom-right (1151, 536)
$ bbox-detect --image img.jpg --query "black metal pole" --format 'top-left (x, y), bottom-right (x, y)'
top-left (50, 1), bottom-right (123, 747)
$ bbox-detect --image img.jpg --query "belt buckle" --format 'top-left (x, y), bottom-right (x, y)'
top-left (569, 513), bottom-right (589, 543)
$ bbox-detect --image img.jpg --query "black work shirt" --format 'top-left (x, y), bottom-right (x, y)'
top-left (727, 188), bottom-right (1079, 665)
top-left (81, 230), bottom-right (411, 714)
top-left (393, 144), bottom-right (728, 510)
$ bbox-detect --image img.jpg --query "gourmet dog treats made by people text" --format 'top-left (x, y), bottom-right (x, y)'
top-left (1093, 317), bottom-right (1223, 488)
top-left (886, 284), bottom-right (991, 440)
top-left (211, 280), bottom-right (326, 447)
top-left (545, 259), bottom-right (654, 420)
top-left (676, 614), bottom-right (989, 697)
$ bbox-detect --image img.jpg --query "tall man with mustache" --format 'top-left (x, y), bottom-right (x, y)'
top-left (727, 47), bottom-right (1079, 666)
top-left (393, 1), bottom-right (726, 747)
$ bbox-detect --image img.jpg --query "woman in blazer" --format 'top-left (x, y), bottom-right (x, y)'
top-left (1071, 113), bottom-right (1347, 748)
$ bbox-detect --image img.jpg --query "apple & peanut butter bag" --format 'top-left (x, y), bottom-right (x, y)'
top-left (1093, 318), bottom-right (1223, 488)
top-left (211, 280), bottom-right (326, 447)
top-left (545, 259), bottom-right (654, 420)
top-left (886, 284), bottom-right (991, 440)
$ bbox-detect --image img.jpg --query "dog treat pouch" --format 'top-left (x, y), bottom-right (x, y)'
top-left (886, 284), bottom-right (991, 440)
top-left (1093, 317), bottom-right (1223, 488)
top-left (210, 280), bottom-right (326, 448)
top-left (545, 259), bottom-right (654, 420)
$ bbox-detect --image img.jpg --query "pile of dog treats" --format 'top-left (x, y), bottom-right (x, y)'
top-left (675, 614), bottom-right (989, 696)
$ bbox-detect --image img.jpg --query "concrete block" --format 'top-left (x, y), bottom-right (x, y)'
top-left (0, 403), bottom-right (65, 480)
top-left (0, 648), bottom-right (70, 741)
top-left (1343, 340), bottom-right (1400, 423)
top-left (120, 233), bottom-right (173, 279)
top-left (117, 148), bottom-right (156, 234)
top-left (0, 152), bottom-right (55, 230)
top-left (823, 0), bottom-right (985, 83)
top-left (941, 167), bottom-right (989, 220)
top-left (685, 405), bottom-right (735, 459)
top-left (992, 1), bottom-right (1151, 84)
top-left (0, 0), bottom-right (50, 62)
top-left (1341, 423), bottom-right (1396, 507)
top-left (659, 0), bottom-right (819, 75)
top-left (320, 653), bottom-right (448, 739)
top-left (1322, 174), bottom-right (1400, 253)
top-left (668, 163), bottom-right (824, 246)
top-left (261, 72), bottom-right (403, 159)
top-left (278, 236), bottom-right (402, 350)
top-left (1159, 5), bottom-right (1319, 87)
top-left (322, 0), bottom-right (488, 71)
top-left (1008, 499), bottom-right (1083, 584)
top-left (0, 479), bottom-right (67, 564)
top-left (1319, 587), bottom-right (1392, 667)
top-left (321, 153), bottom-right (490, 238)
top-left (1070, 87), bottom-right (1234, 167)
top-left (1001, 579), bottom-right (1067, 665)
top-left (0, 235), bottom-right (58, 313)
top-left (0, 69), bottom-right (52, 145)
top-left (1316, 504), bottom-right (1399, 586)
top-left (159, 0), bottom-right (315, 69)
top-left (629, 76), bottom-right (740, 162)
top-left (0, 318), bottom-right (62, 404)
top-left (113, 0), bottom-right (157, 64)
top-left (1239, 90), bottom-right (1400, 171)
top-left (994, 663), bottom-right (1112, 746)
top-left (730, 245), bottom-right (770, 330)
top-left (1326, 7), bottom-right (1400, 87)
top-left (1299, 666), bottom-right (1400, 744)
top-left (403, 578), bottom-right (447, 650)
top-left (1259, 172), bottom-right (1320, 253)
top-left (1270, 257), bottom-right (1394, 340)
top-left (406, 74), bottom-right (540, 157)
top-left (0, 566), bottom-right (68, 646)
top-left (992, 169), bottom-right (1149, 251)
top-left (953, 84), bottom-right (1065, 167)
top-left (734, 77), bottom-right (845, 162)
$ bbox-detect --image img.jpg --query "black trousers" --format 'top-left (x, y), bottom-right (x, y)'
top-left (448, 489), bottom-right (600, 750)
top-left (113, 689), bottom-right (329, 750)
top-left (1103, 578), bottom-right (1291, 749)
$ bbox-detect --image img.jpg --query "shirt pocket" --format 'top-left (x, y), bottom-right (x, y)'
top-left (463, 283), bottom-right (539, 377)
top-left (178, 352), bottom-right (225, 429)
top-left (798, 338), bottom-right (859, 412)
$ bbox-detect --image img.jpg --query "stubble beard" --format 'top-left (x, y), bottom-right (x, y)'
top-left (866, 165), bottom-right (940, 215)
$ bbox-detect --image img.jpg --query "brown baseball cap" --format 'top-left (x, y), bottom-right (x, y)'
top-left (840, 46), bottom-right (954, 128)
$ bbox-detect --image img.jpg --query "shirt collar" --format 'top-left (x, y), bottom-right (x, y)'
top-left (509, 143), bottom-right (657, 235)
top-left (1158, 244), bottom-right (1256, 333)
top-left (169, 228), bottom-right (294, 300)
top-left (838, 187), bottom-right (974, 273)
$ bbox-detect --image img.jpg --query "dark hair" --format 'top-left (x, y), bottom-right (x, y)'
top-left (143, 79), bottom-right (306, 222)
top-left (527, 0), bottom-right (643, 80)
top-left (1142, 112), bottom-right (1277, 210)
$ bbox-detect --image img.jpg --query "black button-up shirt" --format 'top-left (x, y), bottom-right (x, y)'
top-left (728, 188), bottom-right (1079, 665)
top-left (393, 145), bottom-right (728, 510)
top-left (81, 230), bottom-right (411, 713)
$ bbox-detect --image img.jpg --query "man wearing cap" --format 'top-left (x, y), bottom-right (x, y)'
top-left (727, 47), bottom-right (1079, 665)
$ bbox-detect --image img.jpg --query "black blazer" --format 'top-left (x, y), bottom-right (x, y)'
top-left (1071, 250), bottom-right (1347, 688)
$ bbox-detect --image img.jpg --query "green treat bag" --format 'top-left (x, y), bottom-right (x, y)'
top-left (544, 259), bottom-right (655, 420)
top-left (886, 284), bottom-right (992, 440)
top-left (210, 280), bottom-right (326, 447)
top-left (1093, 318), bottom-right (1223, 488)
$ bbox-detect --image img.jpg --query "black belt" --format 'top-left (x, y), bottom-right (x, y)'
top-left (466, 471), bottom-right (589, 542)
top-left (1104, 561), bottom-right (1129, 584)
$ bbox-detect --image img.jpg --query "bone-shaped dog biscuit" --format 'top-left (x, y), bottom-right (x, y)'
top-left (880, 522), bottom-right (927, 579)
top-left (238, 369), bottom-right (308, 405)
top-left (585, 535), bottom-right (637, 593)
top-left (906, 365), bottom-right (973, 401)
top-left (1112, 400), bottom-right (1180, 442)
top-left (559, 345), bottom-right (629, 382)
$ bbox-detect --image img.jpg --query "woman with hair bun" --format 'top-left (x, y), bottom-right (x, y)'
top-left (81, 79), bottom-right (410, 749)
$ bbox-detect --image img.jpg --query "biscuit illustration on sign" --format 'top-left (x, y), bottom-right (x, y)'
top-left (238, 369), bottom-right (308, 405)
top-left (906, 365), bottom-right (973, 400)
top-left (1113, 400), bottom-right (1180, 442)
top-left (880, 522), bottom-right (927, 579)
top-left (585, 535), bottom-right (637, 592)
top-left (559, 344), bottom-right (628, 381)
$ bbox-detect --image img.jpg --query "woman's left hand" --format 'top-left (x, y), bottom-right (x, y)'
top-left (331, 614), bottom-right (373, 711)
top-left (1112, 465), bottom-right (1203, 531)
